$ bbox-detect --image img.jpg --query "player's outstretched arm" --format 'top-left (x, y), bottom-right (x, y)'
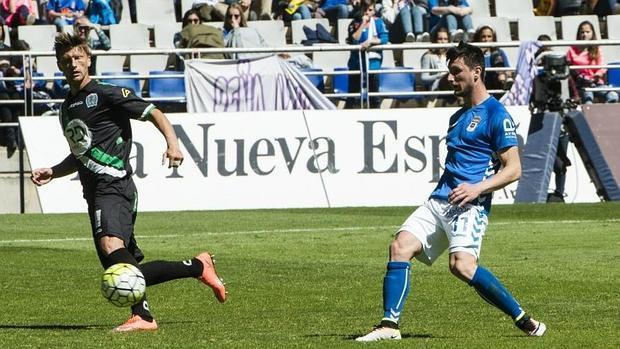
top-left (148, 108), bottom-right (184, 168)
top-left (31, 154), bottom-right (78, 186)
top-left (449, 146), bottom-right (521, 206)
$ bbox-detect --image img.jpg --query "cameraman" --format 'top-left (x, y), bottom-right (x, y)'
top-left (566, 20), bottom-right (618, 104)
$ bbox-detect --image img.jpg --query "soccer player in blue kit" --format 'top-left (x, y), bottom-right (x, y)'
top-left (356, 42), bottom-right (547, 342)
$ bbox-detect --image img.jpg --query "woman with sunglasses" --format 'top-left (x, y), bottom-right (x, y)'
top-left (223, 3), bottom-right (267, 59)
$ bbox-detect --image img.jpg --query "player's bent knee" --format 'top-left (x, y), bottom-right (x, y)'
top-left (448, 259), bottom-right (477, 282)
top-left (98, 235), bottom-right (126, 256)
top-left (390, 231), bottom-right (422, 261)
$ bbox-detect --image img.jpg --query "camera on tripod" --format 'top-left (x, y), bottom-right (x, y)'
top-left (532, 51), bottom-right (572, 113)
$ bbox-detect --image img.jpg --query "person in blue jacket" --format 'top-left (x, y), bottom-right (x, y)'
top-left (346, 0), bottom-right (388, 108)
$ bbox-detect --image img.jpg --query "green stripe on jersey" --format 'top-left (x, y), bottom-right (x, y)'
top-left (89, 147), bottom-right (124, 170)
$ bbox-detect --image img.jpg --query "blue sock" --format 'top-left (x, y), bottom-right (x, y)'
top-left (469, 266), bottom-right (524, 319)
top-left (382, 261), bottom-right (411, 324)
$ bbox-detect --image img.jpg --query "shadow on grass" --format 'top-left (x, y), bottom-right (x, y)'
top-left (307, 333), bottom-right (433, 340)
top-left (0, 324), bottom-right (108, 330)
top-left (0, 319), bottom-right (196, 331)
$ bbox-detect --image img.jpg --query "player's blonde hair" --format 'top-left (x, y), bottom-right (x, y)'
top-left (54, 32), bottom-right (91, 62)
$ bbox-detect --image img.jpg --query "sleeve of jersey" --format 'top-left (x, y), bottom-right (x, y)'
top-left (106, 86), bottom-right (157, 121)
top-left (490, 110), bottom-right (519, 152)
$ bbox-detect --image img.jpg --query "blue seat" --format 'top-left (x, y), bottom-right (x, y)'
top-left (608, 61), bottom-right (620, 87)
top-left (377, 67), bottom-right (416, 100)
top-left (101, 71), bottom-right (141, 94)
top-left (148, 71), bottom-right (185, 98)
top-left (301, 68), bottom-right (325, 92)
top-left (53, 72), bottom-right (68, 98)
top-left (333, 67), bottom-right (349, 95)
top-left (32, 72), bottom-right (48, 90)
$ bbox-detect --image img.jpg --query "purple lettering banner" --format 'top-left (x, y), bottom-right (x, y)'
top-left (184, 55), bottom-right (336, 112)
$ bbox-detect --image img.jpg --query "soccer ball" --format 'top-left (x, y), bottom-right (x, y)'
top-left (101, 263), bottom-right (146, 307)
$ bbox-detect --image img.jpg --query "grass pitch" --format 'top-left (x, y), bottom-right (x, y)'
top-left (0, 203), bottom-right (619, 348)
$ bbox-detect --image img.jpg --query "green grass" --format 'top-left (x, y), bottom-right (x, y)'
top-left (0, 203), bottom-right (619, 348)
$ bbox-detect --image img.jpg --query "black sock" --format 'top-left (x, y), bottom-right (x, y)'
top-left (105, 248), bottom-right (153, 321)
top-left (140, 258), bottom-right (203, 286)
top-left (131, 297), bottom-right (153, 322)
top-left (105, 248), bottom-right (140, 269)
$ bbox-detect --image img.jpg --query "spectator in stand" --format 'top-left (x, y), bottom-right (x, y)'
top-left (193, 0), bottom-right (227, 21)
top-left (74, 16), bottom-right (110, 75)
top-left (400, 0), bottom-right (430, 43)
top-left (345, 0), bottom-right (388, 108)
top-left (257, 0), bottom-right (273, 19)
top-left (85, 0), bottom-right (117, 25)
top-left (428, 0), bottom-right (473, 43)
top-left (420, 26), bottom-right (449, 91)
top-left (567, 20), bottom-right (618, 104)
top-left (174, 8), bottom-right (202, 48)
top-left (554, 0), bottom-right (583, 15)
top-left (47, 0), bottom-right (85, 29)
top-left (0, 25), bottom-right (20, 157)
top-left (533, 0), bottom-right (556, 15)
top-left (275, 0), bottom-right (313, 21)
top-left (316, 0), bottom-right (349, 26)
top-left (222, 3), bottom-right (267, 58)
top-left (472, 25), bottom-right (513, 93)
top-left (1, 0), bottom-right (39, 27)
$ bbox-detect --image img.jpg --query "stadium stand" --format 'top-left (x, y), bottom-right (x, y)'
top-left (469, 0), bottom-right (491, 19)
top-left (337, 18), bottom-right (353, 44)
top-left (608, 62), bottom-right (620, 87)
top-left (154, 22), bottom-right (183, 48)
top-left (377, 66), bottom-right (416, 106)
top-left (17, 24), bottom-right (57, 77)
top-left (494, 0), bottom-right (535, 20)
top-left (605, 14), bottom-right (620, 63)
top-left (148, 70), bottom-right (186, 98)
top-left (301, 68), bottom-right (326, 92)
top-left (101, 71), bottom-right (141, 93)
top-left (332, 67), bottom-right (350, 95)
top-left (471, 16), bottom-right (517, 64)
top-left (119, 0), bottom-right (132, 24)
top-left (136, 0), bottom-right (177, 25)
top-left (518, 16), bottom-right (557, 40)
top-left (291, 18), bottom-right (332, 45)
top-left (247, 20), bottom-right (287, 47)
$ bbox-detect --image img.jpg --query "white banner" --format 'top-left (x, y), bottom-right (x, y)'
top-left (184, 55), bottom-right (336, 113)
top-left (20, 107), bottom-right (598, 213)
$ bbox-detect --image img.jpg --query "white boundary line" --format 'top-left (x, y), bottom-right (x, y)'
top-left (0, 218), bottom-right (618, 245)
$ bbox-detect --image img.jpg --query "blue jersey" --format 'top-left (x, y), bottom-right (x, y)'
top-left (430, 96), bottom-right (518, 214)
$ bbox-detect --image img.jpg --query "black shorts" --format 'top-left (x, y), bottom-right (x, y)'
top-left (87, 178), bottom-right (144, 265)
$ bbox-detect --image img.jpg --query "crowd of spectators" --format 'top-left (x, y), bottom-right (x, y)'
top-left (1, 0), bottom-right (620, 157)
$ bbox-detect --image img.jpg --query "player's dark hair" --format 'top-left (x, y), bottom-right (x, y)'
top-left (446, 41), bottom-right (485, 80)
top-left (54, 32), bottom-right (91, 62)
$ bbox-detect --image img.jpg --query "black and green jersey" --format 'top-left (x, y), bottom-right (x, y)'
top-left (59, 80), bottom-right (156, 194)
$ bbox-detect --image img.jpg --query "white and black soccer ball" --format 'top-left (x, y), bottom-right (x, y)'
top-left (101, 263), bottom-right (146, 307)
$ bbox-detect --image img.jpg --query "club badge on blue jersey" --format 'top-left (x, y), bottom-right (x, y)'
top-left (85, 93), bottom-right (98, 108)
top-left (466, 116), bottom-right (481, 132)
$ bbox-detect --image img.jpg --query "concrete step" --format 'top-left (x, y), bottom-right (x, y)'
top-left (0, 147), bottom-right (40, 213)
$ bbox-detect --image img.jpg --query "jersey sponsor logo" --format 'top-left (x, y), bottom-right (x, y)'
top-left (85, 93), bottom-right (98, 108)
top-left (68, 101), bottom-right (83, 109)
top-left (64, 118), bottom-right (92, 156)
top-left (121, 88), bottom-right (131, 98)
top-left (503, 118), bottom-right (517, 138)
top-left (466, 116), bottom-right (481, 132)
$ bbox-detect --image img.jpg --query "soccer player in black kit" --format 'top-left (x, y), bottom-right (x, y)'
top-left (31, 33), bottom-right (227, 332)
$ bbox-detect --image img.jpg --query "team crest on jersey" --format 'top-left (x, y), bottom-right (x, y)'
top-left (121, 88), bottom-right (131, 98)
top-left (466, 116), bottom-right (481, 132)
top-left (85, 93), bottom-right (98, 108)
